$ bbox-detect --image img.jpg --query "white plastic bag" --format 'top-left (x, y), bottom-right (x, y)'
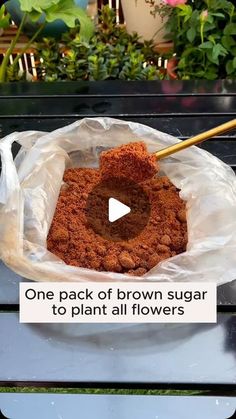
top-left (0, 117), bottom-right (236, 284)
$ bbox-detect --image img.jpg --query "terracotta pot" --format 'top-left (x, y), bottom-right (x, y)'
top-left (167, 57), bottom-right (178, 79)
top-left (121, 0), bottom-right (168, 43)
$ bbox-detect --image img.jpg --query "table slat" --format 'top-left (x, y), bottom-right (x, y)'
top-left (0, 81), bottom-right (235, 96)
top-left (1, 116), bottom-right (235, 141)
top-left (0, 96), bottom-right (235, 117)
top-left (0, 312), bottom-right (235, 388)
top-left (0, 394), bottom-right (235, 419)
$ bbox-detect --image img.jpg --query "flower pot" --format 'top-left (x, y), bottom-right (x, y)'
top-left (121, 0), bottom-right (168, 44)
top-left (167, 57), bottom-right (178, 79)
top-left (5, 0), bottom-right (89, 38)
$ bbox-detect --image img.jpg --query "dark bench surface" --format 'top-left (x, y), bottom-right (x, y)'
top-left (0, 394), bottom-right (235, 419)
top-left (0, 80), bottom-right (236, 389)
top-left (0, 312), bottom-right (236, 387)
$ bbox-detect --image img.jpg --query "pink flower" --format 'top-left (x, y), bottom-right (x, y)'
top-left (164, 0), bottom-right (187, 7)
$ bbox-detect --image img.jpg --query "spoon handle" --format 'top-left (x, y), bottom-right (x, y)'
top-left (155, 119), bottom-right (236, 160)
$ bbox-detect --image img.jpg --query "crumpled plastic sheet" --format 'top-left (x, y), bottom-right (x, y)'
top-left (0, 117), bottom-right (236, 284)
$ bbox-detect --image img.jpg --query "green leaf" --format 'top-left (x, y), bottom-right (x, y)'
top-left (28, 10), bottom-right (42, 21)
top-left (199, 41), bottom-right (213, 49)
top-left (190, 9), bottom-right (199, 23)
top-left (182, 46), bottom-right (197, 57)
top-left (0, 4), bottom-right (5, 18)
top-left (176, 4), bottom-right (192, 16)
top-left (194, 70), bottom-right (205, 77)
top-left (226, 60), bottom-right (234, 75)
top-left (204, 22), bottom-right (216, 32)
top-left (221, 35), bottom-right (235, 50)
top-left (178, 58), bottom-right (186, 69)
top-left (0, 5), bottom-right (10, 29)
top-left (45, 0), bottom-right (94, 38)
top-left (184, 14), bottom-right (191, 23)
top-left (224, 23), bottom-right (236, 35)
top-left (204, 72), bottom-right (218, 80)
top-left (212, 43), bottom-right (228, 61)
top-left (187, 27), bottom-right (196, 43)
top-left (212, 44), bottom-right (221, 61)
top-left (88, 55), bottom-right (108, 80)
top-left (233, 57), bottom-right (236, 69)
top-left (208, 35), bottom-right (216, 45)
top-left (211, 12), bottom-right (225, 18)
top-left (0, 17), bottom-right (10, 29)
top-left (206, 50), bottom-right (219, 65)
top-left (19, 0), bottom-right (60, 13)
top-left (207, 14), bottom-right (214, 24)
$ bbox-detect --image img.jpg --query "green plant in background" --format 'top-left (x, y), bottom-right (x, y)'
top-left (0, 0), bottom-right (94, 82)
top-left (0, 5), bottom-right (10, 32)
top-left (151, 0), bottom-right (236, 79)
top-left (35, 5), bottom-right (163, 81)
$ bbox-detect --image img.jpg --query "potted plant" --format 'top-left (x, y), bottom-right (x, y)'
top-left (120, 0), bottom-right (169, 44)
top-left (0, 0), bottom-right (94, 82)
top-left (35, 6), bottom-right (163, 82)
top-left (153, 0), bottom-right (236, 79)
top-left (5, 0), bottom-right (89, 38)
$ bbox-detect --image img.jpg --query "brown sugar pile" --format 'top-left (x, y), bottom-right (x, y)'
top-left (47, 167), bottom-right (187, 277)
top-left (100, 141), bottom-right (158, 183)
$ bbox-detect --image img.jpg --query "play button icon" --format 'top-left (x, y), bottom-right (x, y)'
top-left (109, 198), bottom-right (131, 223)
top-left (86, 176), bottom-right (151, 242)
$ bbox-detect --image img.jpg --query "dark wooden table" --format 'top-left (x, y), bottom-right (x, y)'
top-left (0, 80), bottom-right (235, 418)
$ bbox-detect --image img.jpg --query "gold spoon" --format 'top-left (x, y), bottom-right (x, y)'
top-left (155, 119), bottom-right (236, 160)
top-left (100, 119), bottom-right (236, 184)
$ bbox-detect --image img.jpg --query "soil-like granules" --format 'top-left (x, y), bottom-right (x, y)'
top-left (47, 142), bottom-right (187, 276)
top-left (100, 141), bottom-right (158, 183)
